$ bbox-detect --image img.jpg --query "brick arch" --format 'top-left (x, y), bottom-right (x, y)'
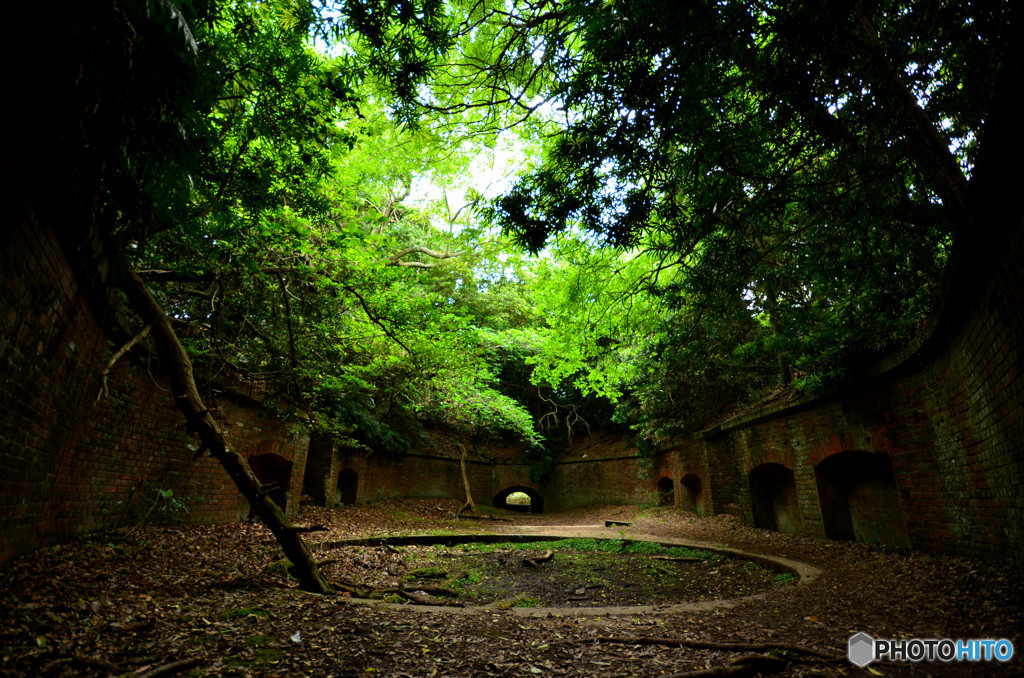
top-left (745, 449), bottom-right (796, 474)
top-left (247, 453), bottom-right (292, 516)
top-left (493, 486), bottom-right (544, 514)
top-left (336, 467), bottom-right (358, 506)
top-left (680, 473), bottom-right (702, 513)
top-left (809, 431), bottom-right (876, 467)
top-left (243, 439), bottom-right (285, 460)
top-left (656, 476), bottom-right (675, 506)
top-left (814, 450), bottom-right (909, 548)
top-left (748, 463), bottom-right (802, 534)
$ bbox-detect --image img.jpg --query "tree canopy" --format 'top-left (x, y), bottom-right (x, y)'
top-left (473, 0), bottom-right (1019, 443)
top-left (18, 0), bottom-right (1020, 528)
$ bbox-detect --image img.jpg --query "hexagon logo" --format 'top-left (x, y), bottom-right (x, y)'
top-left (848, 632), bottom-right (875, 667)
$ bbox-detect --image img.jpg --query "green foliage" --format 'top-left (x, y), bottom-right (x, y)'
top-left (64, 0), bottom-right (1015, 465)
top-left (136, 487), bottom-right (202, 526)
top-left (453, 0), bottom-right (1013, 444)
top-left (511, 595), bottom-right (540, 608)
top-left (91, 1), bottom-right (546, 456)
top-left (451, 569), bottom-right (484, 588)
top-left (522, 442), bottom-right (555, 483)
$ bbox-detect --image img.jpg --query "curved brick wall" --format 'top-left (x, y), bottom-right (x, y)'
top-left (0, 212), bottom-right (308, 563)
top-left (658, 224), bottom-right (1024, 564)
top-left (3, 184), bottom-right (1021, 566)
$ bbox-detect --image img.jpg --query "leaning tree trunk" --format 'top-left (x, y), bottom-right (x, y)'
top-left (120, 265), bottom-right (332, 594)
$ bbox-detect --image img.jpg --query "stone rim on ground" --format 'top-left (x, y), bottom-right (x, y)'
top-left (315, 527), bottom-right (820, 617)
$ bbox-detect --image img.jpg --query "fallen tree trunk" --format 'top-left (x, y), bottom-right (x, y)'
top-left (119, 264), bottom-right (332, 594)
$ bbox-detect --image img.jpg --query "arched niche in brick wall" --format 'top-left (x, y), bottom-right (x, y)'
top-left (336, 468), bottom-right (359, 506)
top-left (247, 453), bottom-right (293, 517)
top-left (656, 476), bottom-right (675, 506)
top-left (748, 463), bottom-right (802, 534)
top-left (492, 486), bottom-right (544, 514)
top-left (814, 450), bottom-right (909, 549)
top-left (680, 473), bottom-right (702, 513)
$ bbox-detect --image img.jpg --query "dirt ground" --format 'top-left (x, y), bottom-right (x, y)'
top-left (1, 499), bottom-right (1022, 677)
top-left (316, 537), bottom-right (782, 608)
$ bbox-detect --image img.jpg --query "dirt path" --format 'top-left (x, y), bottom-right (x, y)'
top-left (1, 500), bottom-right (1021, 677)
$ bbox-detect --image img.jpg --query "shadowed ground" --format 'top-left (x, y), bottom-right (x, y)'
top-left (0, 500), bottom-right (1021, 676)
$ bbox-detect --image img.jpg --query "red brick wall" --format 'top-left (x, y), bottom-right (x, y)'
top-left (313, 437), bottom-right (544, 509)
top-left (4, 190), bottom-right (1022, 567)
top-left (680, 223), bottom-right (1024, 564)
top-left (302, 431), bottom-right (660, 513)
top-left (0, 213), bottom-right (307, 563)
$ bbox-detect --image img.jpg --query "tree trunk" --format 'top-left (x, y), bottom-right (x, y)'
top-left (456, 442), bottom-right (477, 517)
top-left (763, 282), bottom-right (792, 386)
top-left (119, 264), bottom-right (332, 594)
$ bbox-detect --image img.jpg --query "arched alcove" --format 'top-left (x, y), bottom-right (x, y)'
top-left (656, 476), bottom-right (675, 506)
top-left (748, 463), bottom-right (802, 534)
top-left (815, 451), bottom-right (909, 548)
top-left (680, 473), bottom-right (702, 513)
top-left (247, 453), bottom-right (293, 516)
top-left (492, 486), bottom-right (544, 514)
top-left (336, 467), bottom-right (359, 506)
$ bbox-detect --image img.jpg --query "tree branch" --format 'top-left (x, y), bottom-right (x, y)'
top-left (342, 284), bottom-right (413, 354)
top-left (382, 246), bottom-right (464, 268)
top-left (116, 260), bottom-right (332, 593)
top-left (850, 7), bottom-right (970, 214)
top-left (97, 324), bottom-right (152, 401)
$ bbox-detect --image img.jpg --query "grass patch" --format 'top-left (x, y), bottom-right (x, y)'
top-left (406, 567), bottom-right (447, 579)
top-left (451, 569), bottom-right (483, 588)
top-left (492, 593), bottom-right (538, 609)
top-left (424, 529), bottom-right (461, 537)
top-left (244, 634), bottom-right (274, 647)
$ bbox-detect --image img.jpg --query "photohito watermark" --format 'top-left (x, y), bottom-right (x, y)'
top-left (848, 632), bottom-right (1014, 667)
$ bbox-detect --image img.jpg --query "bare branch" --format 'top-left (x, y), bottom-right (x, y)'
top-left (343, 284), bottom-right (413, 354)
top-left (97, 324), bottom-right (152, 401)
top-left (382, 246), bottom-right (464, 268)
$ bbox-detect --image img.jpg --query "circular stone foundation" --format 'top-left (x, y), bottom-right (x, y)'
top-left (312, 533), bottom-right (818, 616)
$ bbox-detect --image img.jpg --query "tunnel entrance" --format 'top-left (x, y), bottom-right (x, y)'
top-left (815, 451), bottom-right (910, 548)
top-left (680, 474), bottom-right (702, 513)
top-left (748, 463), bottom-right (802, 534)
top-left (247, 453), bottom-right (293, 516)
top-left (336, 467), bottom-right (359, 506)
top-left (492, 486), bottom-right (544, 514)
top-left (656, 476), bottom-right (675, 506)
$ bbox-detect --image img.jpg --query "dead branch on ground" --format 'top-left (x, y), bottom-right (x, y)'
top-left (586, 636), bottom-right (842, 660)
top-left (523, 550), bottom-right (554, 568)
top-left (135, 657), bottom-right (205, 678)
top-left (662, 653), bottom-right (789, 677)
